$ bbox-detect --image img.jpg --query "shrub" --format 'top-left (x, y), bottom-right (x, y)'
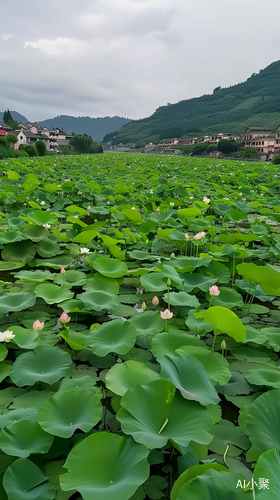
top-left (273, 156), bottom-right (280, 165)
top-left (35, 140), bottom-right (47, 156)
top-left (22, 145), bottom-right (38, 157)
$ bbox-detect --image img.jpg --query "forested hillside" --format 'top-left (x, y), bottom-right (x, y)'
top-left (38, 115), bottom-right (131, 141)
top-left (103, 60), bottom-right (280, 144)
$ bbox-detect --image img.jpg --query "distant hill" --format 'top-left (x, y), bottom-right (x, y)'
top-left (103, 60), bottom-right (280, 144)
top-left (38, 115), bottom-right (131, 141)
top-left (0, 111), bottom-right (28, 123)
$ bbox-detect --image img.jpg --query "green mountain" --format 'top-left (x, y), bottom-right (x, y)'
top-left (103, 60), bottom-right (280, 145)
top-left (38, 115), bottom-right (131, 141)
top-left (0, 111), bottom-right (28, 123)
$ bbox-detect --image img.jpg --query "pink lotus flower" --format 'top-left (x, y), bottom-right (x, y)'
top-left (33, 320), bottom-right (44, 332)
top-left (185, 233), bottom-right (189, 239)
top-left (152, 296), bottom-right (159, 306)
top-left (59, 312), bottom-right (71, 324)
top-left (87, 206), bottom-right (91, 210)
top-left (209, 285), bottom-right (220, 296)
top-left (194, 231), bottom-right (206, 240)
top-left (160, 309), bottom-right (173, 320)
top-left (60, 266), bottom-right (66, 274)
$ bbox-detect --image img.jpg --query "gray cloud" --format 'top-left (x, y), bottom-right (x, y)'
top-left (1, 0), bottom-right (280, 121)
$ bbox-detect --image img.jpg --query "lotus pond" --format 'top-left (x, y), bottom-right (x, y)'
top-left (0, 153), bottom-right (280, 499)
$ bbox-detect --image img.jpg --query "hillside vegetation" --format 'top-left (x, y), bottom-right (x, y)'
top-left (103, 60), bottom-right (280, 144)
top-left (38, 115), bottom-right (131, 141)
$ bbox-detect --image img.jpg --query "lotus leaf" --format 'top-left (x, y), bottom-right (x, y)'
top-left (59, 432), bottom-right (150, 500)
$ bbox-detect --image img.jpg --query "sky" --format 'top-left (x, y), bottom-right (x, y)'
top-left (1, 0), bottom-right (280, 121)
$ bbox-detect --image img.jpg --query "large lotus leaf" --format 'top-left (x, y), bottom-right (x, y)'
top-left (10, 325), bottom-right (38, 350)
top-left (161, 264), bottom-right (184, 286)
top-left (245, 368), bottom-right (280, 389)
top-left (34, 283), bottom-right (74, 304)
top-left (254, 448), bottom-right (280, 499)
top-left (21, 210), bottom-right (58, 226)
top-left (177, 207), bottom-right (201, 219)
top-left (176, 346), bottom-right (231, 386)
top-left (54, 270), bottom-right (87, 288)
top-left (140, 273), bottom-right (168, 292)
top-left (170, 257), bottom-right (211, 273)
top-left (195, 306), bottom-right (246, 342)
top-left (58, 299), bottom-right (86, 314)
top-left (181, 273), bottom-right (217, 292)
top-left (0, 261), bottom-right (26, 271)
top-left (203, 261), bottom-right (231, 284)
top-left (260, 327), bottom-right (280, 351)
top-left (105, 360), bottom-right (160, 396)
top-left (227, 210), bottom-right (248, 223)
top-left (237, 262), bottom-right (280, 292)
top-left (123, 208), bottom-right (143, 223)
top-left (0, 421), bottom-right (53, 458)
top-left (2, 241), bottom-right (36, 262)
top-left (151, 329), bottom-right (207, 357)
top-left (72, 230), bottom-right (98, 244)
top-left (0, 341), bottom-right (7, 361)
top-left (22, 225), bottom-right (49, 242)
top-left (176, 469), bottom-right (251, 500)
top-left (163, 291), bottom-right (200, 308)
top-left (59, 432), bottom-right (149, 500)
top-left (58, 373), bottom-right (97, 394)
top-left (0, 408), bottom-right (38, 429)
top-left (77, 290), bottom-right (120, 312)
top-left (246, 390), bottom-right (280, 453)
top-left (185, 309), bottom-right (214, 336)
top-left (3, 458), bottom-right (56, 500)
top-left (37, 389), bottom-right (102, 438)
top-left (9, 346), bottom-right (74, 387)
top-left (158, 355), bottom-right (220, 406)
top-left (208, 287), bottom-right (244, 309)
top-left (0, 292), bottom-right (36, 314)
top-left (84, 274), bottom-right (120, 294)
top-left (87, 319), bottom-right (137, 356)
top-left (208, 419), bottom-right (250, 457)
top-left (12, 390), bottom-right (54, 409)
top-left (0, 365), bottom-right (11, 383)
top-left (33, 255), bottom-right (74, 269)
top-left (171, 464), bottom-right (228, 500)
top-left (128, 311), bottom-right (165, 337)
top-left (117, 380), bottom-right (213, 449)
top-left (36, 239), bottom-right (61, 258)
top-left (0, 230), bottom-right (25, 244)
top-left (91, 256), bottom-right (127, 278)
top-left (14, 270), bottom-right (54, 282)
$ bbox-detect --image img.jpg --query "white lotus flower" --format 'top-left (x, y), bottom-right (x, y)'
top-left (43, 223), bottom-right (51, 229)
top-left (0, 330), bottom-right (15, 342)
top-left (80, 247), bottom-right (90, 254)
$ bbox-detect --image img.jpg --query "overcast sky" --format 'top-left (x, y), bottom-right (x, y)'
top-left (1, 0), bottom-right (280, 121)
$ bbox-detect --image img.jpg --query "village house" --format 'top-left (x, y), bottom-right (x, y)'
top-left (0, 120), bottom-right (11, 136)
top-left (10, 122), bottom-right (59, 152)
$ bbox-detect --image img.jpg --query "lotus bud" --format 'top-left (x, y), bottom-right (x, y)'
top-left (185, 233), bottom-right (189, 239)
top-left (60, 266), bottom-right (66, 274)
top-left (167, 278), bottom-right (171, 286)
top-left (33, 320), bottom-right (44, 332)
top-left (170, 252), bottom-right (175, 258)
top-left (59, 312), bottom-right (71, 324)
top-left (209, 285), bottom-right (220, 296)
top-left (146, 239), bottom-right (149, 244)
top-left (221, 340), bottom-right (227, 350)
top-left (142, 301), bottom-right (146, 311)
top-left (152, 296), bottom-right (159, 306)
top-left (87, 205), bottom-right (91, 210)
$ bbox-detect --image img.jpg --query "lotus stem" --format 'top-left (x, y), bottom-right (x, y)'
top-left (158, 418), bottom-right (169, 435)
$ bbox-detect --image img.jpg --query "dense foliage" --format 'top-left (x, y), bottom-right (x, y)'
top-left (0, 153), bottom-right (279, 499)
top-left (104, 60), bottom-right (280, 144)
